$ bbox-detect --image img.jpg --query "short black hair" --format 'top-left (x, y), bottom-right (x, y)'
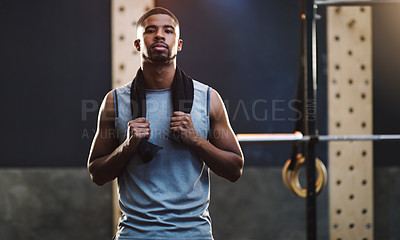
top-left (137, 7), bottom-right (179, 28)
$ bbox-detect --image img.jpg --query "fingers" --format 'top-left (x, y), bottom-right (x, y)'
top-left (170, 116), bottom-right (187, 123)
top-left (171, 111), bottom-right (191, 123)
top-left (170, 112), bottom-right (193, 135)
top-left (128, 118), bottom-right (150, 129)
top-left (170, 120), bottom-right (188, 127)
top-left (170, 113), bottom-right (190, 128)
top-left (129, 122), bottom-right (149, 128)
top-left (171, 111), bottom-right (185, 116)
top-left (128, 117), bottom-right (150, 125)
top-left (130, 127), bottom-right (150, 139)
top-left (169, 112), bottom-right (199, 145)
top-left (127, 118), bottom-right (151, 140)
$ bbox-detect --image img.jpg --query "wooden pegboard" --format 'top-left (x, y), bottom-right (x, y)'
top-left (111, 0), bottom-right (154, 88)
top-left (111, 0), bottom-right (155, 234)
top-left (327, 5), bottom-right (374, 240)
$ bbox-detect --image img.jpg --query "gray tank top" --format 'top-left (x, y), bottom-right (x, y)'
top-left (113, 80), bottom-right (213, 240)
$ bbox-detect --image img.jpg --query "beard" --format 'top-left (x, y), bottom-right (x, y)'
top-left (145, 42), bottom-right (176, 63)
top-left (147, 50), bottom-right (172, 63)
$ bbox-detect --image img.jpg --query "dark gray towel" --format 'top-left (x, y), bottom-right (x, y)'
top-left (130, 67), bottom-right (194, 163)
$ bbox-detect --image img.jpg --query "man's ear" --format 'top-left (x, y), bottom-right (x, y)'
top-left (177, 39), bottom-right (183, 52)
top-left (134, 39), bottom-right (141, 51)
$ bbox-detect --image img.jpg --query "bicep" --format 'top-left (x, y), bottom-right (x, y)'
top-left (87, 91), bottom-right (119, 164)
top-left (209, 89), bottom-right (243, 157)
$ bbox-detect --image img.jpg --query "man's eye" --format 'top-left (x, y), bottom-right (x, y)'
top-left (146, 29), bottom-right (155, 33)
top-left (165, 30), bottom-right (173, 33)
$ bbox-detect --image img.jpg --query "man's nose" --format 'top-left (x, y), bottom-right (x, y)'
top-left (154, 30), bottom-right (165, 41)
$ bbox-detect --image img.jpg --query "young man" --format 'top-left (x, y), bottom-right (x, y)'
top-left (87, 7), bottom-right (244, 240)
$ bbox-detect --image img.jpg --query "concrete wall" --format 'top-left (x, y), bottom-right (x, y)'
top-left (0, 167), bottom-right (399, 240)
top-left (210, 167), bottom-right (400, 240)
top-left (374, 168), bottom-right (400, 240)
top-left (210, 168), bottom-right (329, 240)
top-left (0, 169), bottom-right (112, 240)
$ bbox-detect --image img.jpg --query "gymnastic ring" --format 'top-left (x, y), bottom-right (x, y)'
top-left (282, 157), bottom-right (297, 194)
top-left (291, 154), bottom-right (327, 198)
top-left (281, 153), bottom-right (307, 194)
top-left (282, 154), bottom-right (327, 198)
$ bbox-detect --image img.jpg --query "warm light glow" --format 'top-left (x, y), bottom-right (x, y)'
top-left (237, 131), bottom-right (303, 142)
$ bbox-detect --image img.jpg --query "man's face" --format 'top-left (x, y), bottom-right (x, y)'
top-left (135, 14), bottom-right (182, 63)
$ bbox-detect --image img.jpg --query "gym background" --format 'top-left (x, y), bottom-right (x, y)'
top-left (1, 0), bottom-right (399, 239)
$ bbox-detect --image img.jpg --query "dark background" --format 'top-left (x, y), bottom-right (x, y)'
top-left (1, 0), bottom-right (399, 167)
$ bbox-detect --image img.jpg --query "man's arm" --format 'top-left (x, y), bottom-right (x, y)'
top-left (87, 91), bottom-right (150, 186)
top-left (170, 88), bottom-right (244, 182)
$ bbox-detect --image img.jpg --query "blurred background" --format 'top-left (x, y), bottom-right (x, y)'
top-left (0, 0), bottom-right (399, 239)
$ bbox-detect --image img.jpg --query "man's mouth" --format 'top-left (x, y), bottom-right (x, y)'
top-left (152, 43), bottom-right (168, 51)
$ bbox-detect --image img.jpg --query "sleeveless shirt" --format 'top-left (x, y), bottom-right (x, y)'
top-left (113, 80), bottom-right (213, 240)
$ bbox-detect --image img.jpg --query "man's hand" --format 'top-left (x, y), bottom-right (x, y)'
top-left (170, 111), bottom-right (201, 146)
top-left (127, 117), bottom-right (151, 149)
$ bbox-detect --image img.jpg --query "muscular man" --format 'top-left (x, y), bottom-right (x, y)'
top-left (87, 7), bottom-right (244, 240)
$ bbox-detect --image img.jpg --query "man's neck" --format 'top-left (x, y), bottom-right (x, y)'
top-left (141, 61), bottom-right (176, 90)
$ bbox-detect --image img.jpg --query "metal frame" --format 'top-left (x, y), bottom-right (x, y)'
top-left (237, 133), bottom-right (400, 143)
top-left (303, 0), bottom-right (318, 238)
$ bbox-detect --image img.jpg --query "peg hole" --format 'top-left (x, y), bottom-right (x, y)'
top-left (362, 179), bottom-right (367, 185)
top-left (362, 150), bottom-right (367, 157)
top-left (361, 93), bottom-right (366, 99)
top-left (361, 64), bottom-right (366, 71)
top-left (348, 50), bottom-right (353, 56)
top-left (348, 19), bottom-right (356, 28)
top-left (333, 223), bottom-right (339, 229)
top-left (348, 78), bottom-right (353, 85)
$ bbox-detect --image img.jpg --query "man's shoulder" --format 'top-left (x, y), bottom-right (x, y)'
top-left (113, 81), bottom-right (132, 95)
top-left (192, 79), bottom-right (210, 93)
